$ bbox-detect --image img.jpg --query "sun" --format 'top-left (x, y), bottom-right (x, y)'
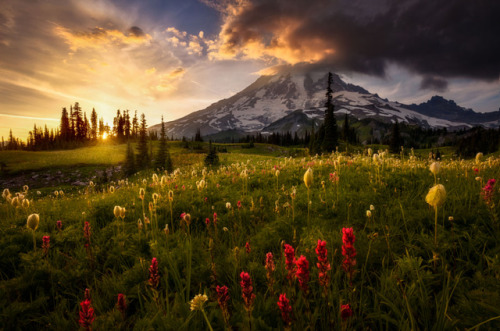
top-left (102, 132), bottom-right (108, 140)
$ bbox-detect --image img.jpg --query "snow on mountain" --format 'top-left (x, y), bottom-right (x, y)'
top-left (150, 72), bottom-right (500, 138)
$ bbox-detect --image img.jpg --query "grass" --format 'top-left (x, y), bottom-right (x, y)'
top-left (0, 145), bottom-right (500, 330)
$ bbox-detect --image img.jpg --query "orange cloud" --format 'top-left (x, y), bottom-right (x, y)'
top-left (54, 26), bottom-right (151, 52)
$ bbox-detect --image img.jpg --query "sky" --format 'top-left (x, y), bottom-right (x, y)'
top-left (1, 0), bottom-right (499, 141)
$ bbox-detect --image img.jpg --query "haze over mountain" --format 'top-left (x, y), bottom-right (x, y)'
top-left (150, 71), bottom-right (500, 139)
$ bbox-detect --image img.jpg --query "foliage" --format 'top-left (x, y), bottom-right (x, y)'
top-left (1, 145), bottom-right (500, 330)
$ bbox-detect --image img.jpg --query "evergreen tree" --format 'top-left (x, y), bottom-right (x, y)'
top-left (136, 113), bottom-right (150, 169)
top-left (321, 72), bottom-right (338, 152)
top-left (60, 107), bottom-right (70, 141)
top-left (90, 108), bottom-right (98, 140)
top-left (389, 120), bottom-right (402, 153)
top-left (204, 140), bottom-right (219, 167)
top-left (155, 116), bottom-right (167, 170)
top-left (124, 140), bottom-right (136, 176)
top-left (132, 111), bottom-right (139, 139)
top-left (342, 114), bottom-right (350, 141)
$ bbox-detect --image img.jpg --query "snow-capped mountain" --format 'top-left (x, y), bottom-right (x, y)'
top-left (151, 72), bottom-right (500, 138)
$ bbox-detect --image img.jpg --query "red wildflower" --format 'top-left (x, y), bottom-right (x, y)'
top-left (295, 255), bottom-right (310, 292)
top-left (216, 285), bottom-right (229, 309)
top-left (341, 304), bottom-right (353, 321)
top-left (83, 222), bottom-right (91, 248)
top-left (342, 228), bottom-right (357, 283)
top-left (216, 285), bottom-right (230, 325)
top-left (245, 242), bottom-right (251, 254)
top-left (265, 252), bottom-right (275, 278)
top-left (315, 240), bottom-right (331, 288)
top-left (205, 218), bottom-right (210, 226)
top-left (148, 257), bottom-right (160, 289)
top-left (213, 212), bottom-right (218, 226)
top-left (240, 271), bottom-right (255, 311)
top-left (474, 168), bottom-right (479, 174)
top-left (84, 288), bottom-right (91, 301)
top-left (237, 200), bottom-right (242, 209)
top-left (42, 236), bottom-right (50, 255)
top-left (481, 178), bottom-right (496, 206)
top-left (284, 244), bottom-right (296, 280)
top-left (56, 220), bottom-right (62, 231)
top-left (277, 293), bottom-right (292, 326)
top-left (117, 293), bottom-right (127, 318)
top-left (79, 299), bottom-right (95, 330)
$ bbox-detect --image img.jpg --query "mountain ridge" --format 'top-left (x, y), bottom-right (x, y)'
top-left (150, 72), bottom-right (500, 138)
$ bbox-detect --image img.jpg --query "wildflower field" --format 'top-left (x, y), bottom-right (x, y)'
top-left (1, 147), bottom-right (500, 330)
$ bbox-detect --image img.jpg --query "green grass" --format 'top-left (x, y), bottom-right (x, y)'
top-left (1, 145), bottom-right (500, 330)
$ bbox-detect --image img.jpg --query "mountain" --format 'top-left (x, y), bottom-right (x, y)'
top-left (150, 72), bottom-right (500, 139)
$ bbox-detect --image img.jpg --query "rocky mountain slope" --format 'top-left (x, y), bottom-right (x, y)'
top-left (150, 72), bottom-right (500, 138)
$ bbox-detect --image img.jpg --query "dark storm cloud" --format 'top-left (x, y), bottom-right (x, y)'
top-left (213, 0), bottom-right (500, 80)
top-left (420, 76), bottom-right (448, 92)
top-left (128, 26), bottom-right (145, 37)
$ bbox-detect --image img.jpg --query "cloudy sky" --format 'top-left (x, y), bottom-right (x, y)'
top-left (1, 0), bottom-right (499, 140)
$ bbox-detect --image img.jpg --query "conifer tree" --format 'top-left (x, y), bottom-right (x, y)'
top-left (155, 116), bottom-right (167, 170)
top-left (321, 72), bottom-right (338, 152)
top-left (136, 113), bottom-right (150, 169)
top-left (389, 120), bottom-right (402, 153)
top-left (90, 108), bottom-right (98, 140)
top-left (60, 107), bottom-right (70, 141)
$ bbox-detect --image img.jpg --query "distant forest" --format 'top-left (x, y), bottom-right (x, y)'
top-left (1, 101), bottom-right (499, 159)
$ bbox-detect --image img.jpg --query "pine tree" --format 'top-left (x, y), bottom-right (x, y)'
top-left (136, 113), bottom-right (150, 169)
top-left (204, 140), bottom-right (219, 167)
top-left (321, 72), bottom-right (338, 152)
top-left (90, 108), bottom-right (98, 140)
top-left (389, 120), bottom-right (402, 153)
top-left (124, 140), bottom-right (136, 176)
top-left (155, 116), bottom-right (167, 170)
top-left (60, 107), bottom-right (70, 141)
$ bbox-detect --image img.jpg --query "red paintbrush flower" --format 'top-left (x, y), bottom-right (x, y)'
top-left (240, 271), bottom-right (255, 311)
top-left (148, 257), bottom-right (160, 289)
top-left (295, 255), bottom-right (310, 292)
top-left (79, 299), bottom-right (95, 330)
top-left (315, 239), bottom-right (331, 288)
top-left (277, 293), bottom-right (292, 326)
top-left (42, 236), bottom-right (50, 255)
top-left (284, 244), bottom-right (296, 281)
top-left (245, 242), bottom-right (251, 254)
top-left (342, 228), bottom-right (357, 284)
top-left (83, 222), bottom-right (91, 248)
top-left (341, 303), bottom-right (353, 321)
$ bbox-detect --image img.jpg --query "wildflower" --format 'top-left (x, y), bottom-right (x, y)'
top-left (245, 241), bottom-right (251, 254)
top-left (240, 271), bottom-right (255, 311)
top-left (366, 210), bottom-right (372, 218)
top-left (277, 293), bottom-right (292, 327)
top-left (205, 218), bottom-right (210, 226)
top-left (342, 228), bottom-right (357, 283)
top-left (213, 212), bottom-right (218, 226)
top-left (161, 175), bottom-right (167, 186)
top-left (117, 293), bottom-right (127, 318)
top-left (11, 197), bottom-right (20, 207)
top-left (181, 213), bottom-right (192, 226)
top-left (120, 207), bottom-right (126, 219)
top-left (315, 240), bottom-right (331, 288)
top-left (341, 304), bottom-right (353, 321)
top-left (448, 216), bottom-right (454, 222)
top-left (138, 219), bottom-right (143, 230)
top-left (2, 188), bottom-right (11, 199)
top-left (79, 299), bottom-right (95, 330)
top-left (295, 255), bottom-right (310, 292)
top-left (304, 167), bottom-right (313, 189)
top-left (113, 206), bottom-right (121, 218)
top-left (42, 236), bottom-right (50, 254)
top-left (23, 185), bottom-right (29, 192)
top-left (226, 202), bottom-right (232, 209)
top-left (22, 199), bottom-right (30, 209)
top-left (27, 213), bottom-right (40, 231)
top-left (148, 257), bottom-right (160, 289)
top-left (152, 173), bottom-right (159, 183)
top-left (152, 193), bottom-right (159, 203)
top-left (223, 227), bottom-right (229, 232)
top-left (84, 222), bottom-right (91, 248)
top-left (163, 223), bottom-right (169, 235)
top-left (373, 153), bottom-right (380, 163)
top-left (429, 162), bottom-right (441, 175)
top-left (56, 220), bottom-right (63, 231)
top-left (475, 152), bottom-right (483, 164)
top-left (139, 188), bottom-right (145, 200)
top-left (237, 200), bottom-right (242, 209)
top-left (54, 190), bottom-right (59, 197)
top-left (425, 184), bottom-right (446, 207)
top-left (284, 244), bottom-right (296, 280)
top-left (168, 190), bottom-right (174, 201)
top-left (265, 252), bottom-right (275, 278)
top-left (216, 285), bottom-right (230, 322)
top-left (481, 178), bottom-right (496, 206)
top-left (370, 204), bottom-right (375, 211)
top-left (109, 186), bottom-right (115, 193)
top-left (190, 293), bottom-right (208, 311)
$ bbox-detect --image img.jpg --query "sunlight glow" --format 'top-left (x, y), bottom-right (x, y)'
top-left (102, 132), bottom-right (108, 140)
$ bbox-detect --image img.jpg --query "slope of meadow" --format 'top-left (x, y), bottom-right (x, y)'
top-left (1, 149), bottom-right (499, 330)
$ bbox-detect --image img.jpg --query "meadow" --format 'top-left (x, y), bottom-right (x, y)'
top-left (0, 145), bottom-right (499, 330)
